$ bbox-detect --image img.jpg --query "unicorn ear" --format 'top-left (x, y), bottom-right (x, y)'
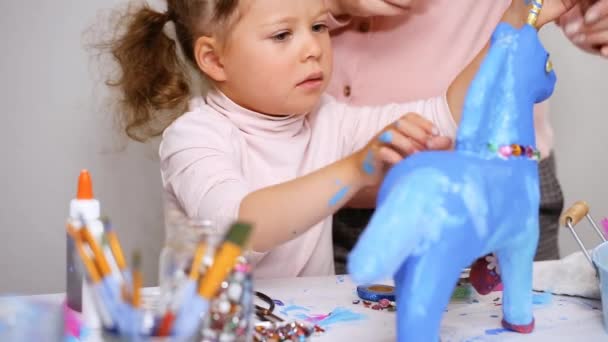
top-left (534, 54), bottom-right (556, 103)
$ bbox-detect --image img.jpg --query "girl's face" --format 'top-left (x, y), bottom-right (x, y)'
top-left (215, 0), bottom-right (332, 116)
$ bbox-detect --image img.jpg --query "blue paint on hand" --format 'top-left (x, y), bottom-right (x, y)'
top-left (329, 186), bottom-right (350, 207)
top-left (363, 151), bottom-right (375, 175)
top-left (378, 131), bottom-right (393, 144)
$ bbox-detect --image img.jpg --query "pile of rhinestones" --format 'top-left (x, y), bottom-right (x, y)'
top-left (200, 259), bottom-right (254, 342)
top-left (352, 298), bottom-right (396, 312)
top-left (253, 321), bottom-right (319, 341)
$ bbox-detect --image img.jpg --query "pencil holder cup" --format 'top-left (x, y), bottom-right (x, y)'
top-left (159, 211), bottom-right (254, 341)
top-left (592, 242), bottom-right (608, 333)
top-left (158, 211), bottom-right (217, 310)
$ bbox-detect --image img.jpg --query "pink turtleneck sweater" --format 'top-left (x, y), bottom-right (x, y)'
top-left (159, 89), bottom-right (454, 278)
top-left (326, 0), bottom-right (554, 159)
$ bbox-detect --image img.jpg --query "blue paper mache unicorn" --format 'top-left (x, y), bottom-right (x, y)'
top-left (347, 11), bottom-right (557, 342)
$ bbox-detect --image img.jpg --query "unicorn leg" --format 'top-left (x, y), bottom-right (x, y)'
top-left (393, 237), bottom-right (473, 342)
top-left (495, 219), bottom-right (539, 333)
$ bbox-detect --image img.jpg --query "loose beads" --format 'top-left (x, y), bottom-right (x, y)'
top-left (487, 143), bottom-right (540, 161)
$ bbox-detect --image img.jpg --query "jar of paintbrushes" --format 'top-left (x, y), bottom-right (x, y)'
top-left (157, 210), bottom-right (255, 341)
top-left (67, 211), bottom-right (254, 341)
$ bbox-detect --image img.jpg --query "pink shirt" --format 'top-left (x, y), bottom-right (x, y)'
top-left (326, 0), bottom-right (554, 158)
top-left (159, 89), bottom-right (453, 278)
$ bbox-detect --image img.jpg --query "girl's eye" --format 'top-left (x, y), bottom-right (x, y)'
top-left (312, 23), bottom-right (328, 33)
top-left (272, 31), bottom-right (291, 42)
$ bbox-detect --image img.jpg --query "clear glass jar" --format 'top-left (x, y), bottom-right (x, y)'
top-left (158, 210), bottom-right (253, 341)
top-left (157, 210), bottom-right (218, 313)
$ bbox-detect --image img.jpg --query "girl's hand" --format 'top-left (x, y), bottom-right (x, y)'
top-left (325, 0), bottom-right (416, 18)
top-left (558, 1), bottom-right (608, 57)
top-left (353, 113), bottom-right (452, 186)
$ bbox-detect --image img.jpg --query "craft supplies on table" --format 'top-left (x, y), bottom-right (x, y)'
top-left (252, 275), bottom-right (605, 341)
top-left (11, 273), bottom-right (607, 341)
top-left (67, 209), bottom-right (253, 339)
top-left (61, 168), bottom-right (257, 340)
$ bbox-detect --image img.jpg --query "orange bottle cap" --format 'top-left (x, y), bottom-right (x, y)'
top-left (77, 169), bottom-right (94, 200)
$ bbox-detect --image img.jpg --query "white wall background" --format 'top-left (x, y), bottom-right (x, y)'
top-left (540, 25), bottom-right (608, 258)
top-left (0, 0), bottom-right (166, 294)
top-left (0, 2), bottom-right (606, 294)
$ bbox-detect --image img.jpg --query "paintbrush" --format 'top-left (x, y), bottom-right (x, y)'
top-left (156, 241), bottom-right (207, 336)
top-left (102, 218), bottom-right (133, 301)
top-left (66, 223), bottom-right (115, 329)
top-left (131, 250), bottom-right (142, 308)
top-left (171, 222), bottom-right (252, 338)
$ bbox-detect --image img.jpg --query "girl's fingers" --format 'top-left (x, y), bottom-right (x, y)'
top-left (397, 113), bottom-right (438, 136)
top-left (377, 130), bottom-right (420, 156)
top-left (427, 136), bottom-right (453, 150)
top-left (394, 119), bottom-right (433, 147)
top-left (377, 146), bottom-right (403, 165)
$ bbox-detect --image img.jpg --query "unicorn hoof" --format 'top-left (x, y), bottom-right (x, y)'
top-left (469, 255), bottom-right (502, 295)
top-left (502, 318), bottom-right (535, 333)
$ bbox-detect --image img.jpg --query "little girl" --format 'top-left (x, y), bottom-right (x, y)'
top-left (106, 0), bottom-right (479, 278)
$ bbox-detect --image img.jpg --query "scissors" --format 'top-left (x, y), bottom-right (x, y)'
top-left (254, 291), bottom-right (284, 323)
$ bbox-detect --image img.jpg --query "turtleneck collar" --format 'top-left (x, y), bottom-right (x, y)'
top-left (202, 88), bottom-right (307, 139)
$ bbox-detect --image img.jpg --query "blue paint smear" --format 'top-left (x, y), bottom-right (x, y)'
top-left (378, 131), bottom-right (393, 144)
top-left (532, 292), bottom-right (553, 305)
top-left (336, 275), bottom-right (345, 283)
top-left (328, 186), bottom-right (350, 207)
top-left (279, 305), bottom-right (310, 316)
top-left (363, 151), bottom-right (375, 175)
top-left (80, 327), bottom-right (91, 339)
top-left (65, 336), bottom-right (79, 342)
top-left (317, 307), bottom-right (366, 328)
top-left (485, 328), bottom-right (509, 336)
top-left (273, 299), bottom-right (285, 306)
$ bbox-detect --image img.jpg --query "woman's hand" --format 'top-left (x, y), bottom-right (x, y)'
top-left (558, 0), bottom-right (608, 57)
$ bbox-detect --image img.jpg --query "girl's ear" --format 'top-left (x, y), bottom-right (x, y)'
top-left (194, 36), bottom-right (227, 82)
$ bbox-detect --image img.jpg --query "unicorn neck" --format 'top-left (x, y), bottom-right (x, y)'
top-left (455, 25), bottom-right (538, 156)
top-left (485, 89), bottom-right (537, 148)
top-left (455, 87), bottom-right (537, 156)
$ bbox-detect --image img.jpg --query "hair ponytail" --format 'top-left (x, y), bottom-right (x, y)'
top-left (100, 0), bottom-right (240, 142)
top-left (106, 5), bottom-right (190, 142)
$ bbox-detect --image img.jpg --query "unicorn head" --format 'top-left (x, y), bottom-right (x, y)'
top-left (456, 23), bottom-right (556, 154)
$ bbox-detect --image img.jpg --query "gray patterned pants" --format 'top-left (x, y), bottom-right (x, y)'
top-left (333, 154), bottom-right (564, 274)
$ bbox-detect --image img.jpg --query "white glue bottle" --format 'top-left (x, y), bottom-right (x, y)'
top-left (66, 169), bottom-right (106, 329)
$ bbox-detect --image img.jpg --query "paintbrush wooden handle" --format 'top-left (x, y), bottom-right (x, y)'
top-left (560, 201), bottom-right (590, 227)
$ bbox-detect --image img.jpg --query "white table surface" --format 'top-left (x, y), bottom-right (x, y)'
top-left (252, 275), bottom-right (606, 342)
top-left (21, 275), bottom-right (607, 341)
